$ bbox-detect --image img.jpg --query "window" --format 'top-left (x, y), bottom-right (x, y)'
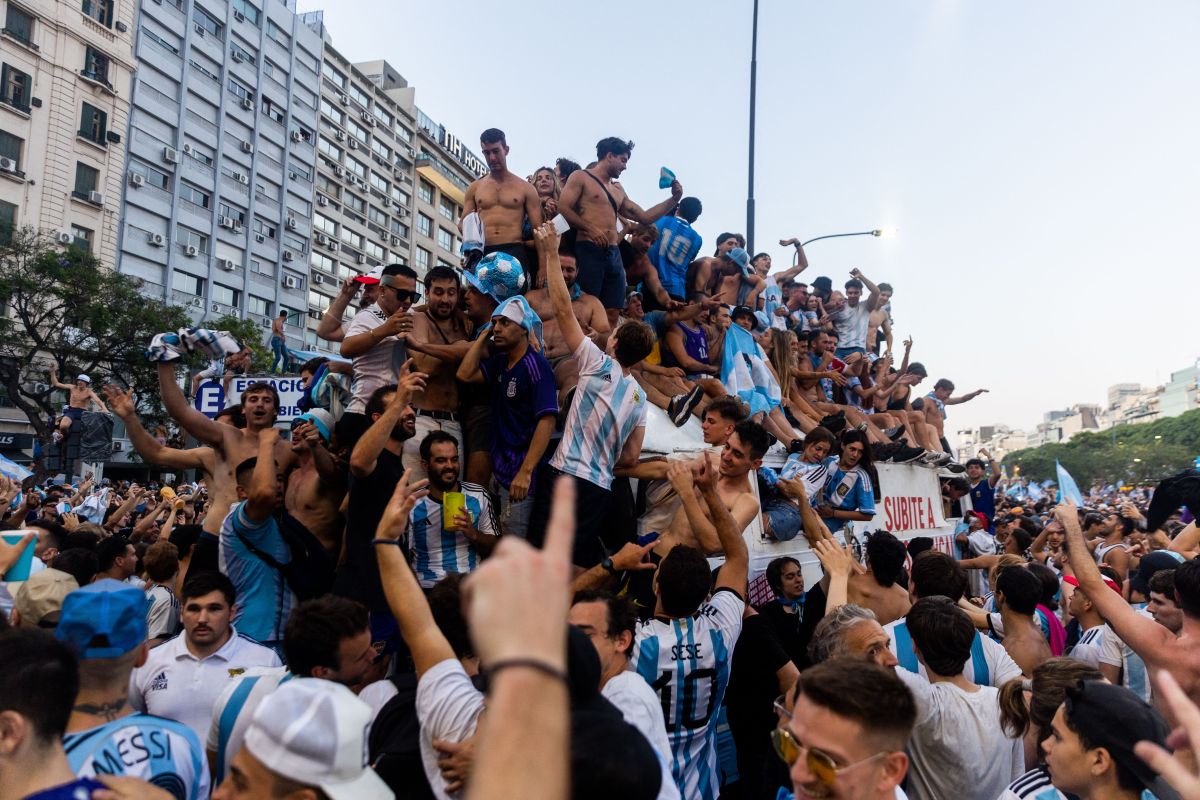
top-left (253, 218), bottom-right (276, 240)
top-left (141, 27), bottom-right (178, 54)
top-left (348, 83), bottom-right (369, 108)
top-left (372, 105), bottom-right (392, 127)
top-left (191, 7), bottom-right (222, 38)
top-left (291, 163), bottom-right (312, 182)
top-left (365, 240), bottom-right (384, 260)
top-left (0, 200), bottom-right (16, 246)
top-left (415, 247), bottom-right (431, 270)
top-left (339, 228), bottom-right (362, 249)
top-left (390, 186), bottom-right (410, 207)
top-left (184, 142), bottom-right (213, 166)
top-left (229, 41), bottom-right (254, 63)
top-left (72, 162), bottom-right (98, 198)
top-left (218, 203), bottom-right (245, 225)
top-left (371, 140), bottom-right (391, 162)
top-left (70, 224), bottom-right (93, 251)
top-left (227, 78), bottom-right (251, 100)
top-left (254, 181), bottom-right (279, 201)
top-left (322, 61), bottom-right (346, 89)
top-left (437, 227), bottom-right (453, 252)
top-left (251, 259), bottom-right (272, 276)
top-left (266, 19), bottom-right (288, 45)
top-left (261, 98), bottom-right (284, 124)
top-left (82, 46), bottom-right (109, 85)
top-left (179, 182), bottom-right (210, 208)
top-left (173, 270), bottom-right (204, 296)
top-left (315, 173), bottom-right (339, 196)
top-left (313, 212), bottom-right (336, 236)
top-left (418, 180), bottom-right (433, 204)
top-left (417, 213), bottom-right (432, 237)
top-left (318, 137), bottom-right (342, 161)
top-left (78, 102), bottom-right (107, 144)
top-left (438, 196), bottom-right (456, 221)
top-left (346, 157), bottom-right (366, 179)
top-left (368, 205), bottom-right (388, 227)
top-left (310, 251), bottom-right (336, 273)
top-left (128, 159), bottom-right (169, 189)
top-left (231, 0), bottom-right (259, 25)
top-left (212, 283), bottom-right (240, 307)
top-left (176, 225), bottom-right (209, 253)
top-left (348, 119), bottom-right (368, 143)
top-left (3, 5), bottom-right (35, 47)
top-left (308, 290), bottom-right (330, 311)
top-left (344, 192), bottom-right (365, 214)
top-left (394, 123), bottom-right (412, 143)
top-left (369, 173), bottom-right (389, 194)
top-left (82, 0), bottom-right (114, 28)
top-left (1, 63), bottom-right (31, 112)
top-left (320, 98), bottom-right (343, 125)
top-left (0, 131), bottom-right (22, 169)
top-left (390, 219), bottom-right (409, 239)
top-left (188, 58), bottom-right (219, 83)
top-left (247, 294), bottom-right (270, 316)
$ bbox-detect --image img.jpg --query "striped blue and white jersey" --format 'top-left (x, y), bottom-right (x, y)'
top-left (997, 766), bottom-right (1066, 800)
top-left (830, 301), bottom-right (872, 349)
top-left (549, 338), bottom-right (648, 490)
top-left (885, 618), bottom-right (1023, 688)
top-left (630, 588), bottom-right (744, 800)
top-left (205, 666), bottom-right (292, 782)
top-left (64, 713), bottom-right (209, 800)
top-left (1099, 606), bottom-right (1152, 702)
top-left (1068, 624), bottom-right (1109, 670)
top-left (408, 483), bottom-right (498, 588)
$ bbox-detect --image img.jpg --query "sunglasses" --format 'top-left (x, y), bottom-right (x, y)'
top-left (390, 288), bottom-right (420, 303)
top-left (771, 699), bottom-right (889, 790)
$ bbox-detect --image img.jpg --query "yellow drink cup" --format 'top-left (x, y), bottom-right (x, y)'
top-left (442, 492), bottom-right (467, 531)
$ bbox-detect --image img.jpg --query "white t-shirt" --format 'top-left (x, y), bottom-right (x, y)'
top-left (345, 303), bottom-right (408, 414)
top-left (603, 672), bottom-right (681, 800)
top-left (359, 678), bottom-right (400, 724)
top-left (885, 619), bottom-right (1022, 688)
top-left (129, 627), bottom-right (281, 743)
top-left (1099, 607), bottom-right (1152, 702)
top-left (416, 659), bottom-right (485, 800)
top-left (964, 530), bottom-right (998, 598)
top-left (894, 669), bottom-right (1024, 800)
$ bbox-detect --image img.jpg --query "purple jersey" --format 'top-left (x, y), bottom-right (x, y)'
top-left (481, 349), bottom-right (559, 490)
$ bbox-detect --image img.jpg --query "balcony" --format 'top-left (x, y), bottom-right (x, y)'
top-left (414, 153), bottom-right (468, 205)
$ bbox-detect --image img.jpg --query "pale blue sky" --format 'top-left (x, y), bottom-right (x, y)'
top-left (304, 0), bottom-right (1200, 437)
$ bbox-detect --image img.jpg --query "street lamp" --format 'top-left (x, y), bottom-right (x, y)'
top-left (801, 228), bottom-right (899, 247)
top-left (747, 0), bottom-right (760, 254)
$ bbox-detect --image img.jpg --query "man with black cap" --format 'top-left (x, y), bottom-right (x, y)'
top-left (1042, 680), bottom-right (1172, 800)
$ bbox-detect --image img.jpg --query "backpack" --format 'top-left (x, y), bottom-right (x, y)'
top-left (232, 513), bottom-right (335, 601)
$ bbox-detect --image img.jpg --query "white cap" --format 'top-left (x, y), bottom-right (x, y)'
top-left (76, 375), bottom-right (91, 384)
top-left (243, 678), bottom-right (393, 800)
top-left (354, 265), bottom-right (384, 284)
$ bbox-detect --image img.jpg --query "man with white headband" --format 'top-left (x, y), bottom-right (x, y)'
top-left (458, 293), bottom-right (558, 539)
top-left (47, 365), bottom-right (107, 443)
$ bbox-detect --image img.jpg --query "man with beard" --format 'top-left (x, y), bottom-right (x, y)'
top-left (406, 431), bottom-right (498, 588)
top-left (463, 128), bottom-right (544, 277)
top-left (404, 266), bottom-right (468, 482)
top-left (337, 368), bottom-right (426, 639)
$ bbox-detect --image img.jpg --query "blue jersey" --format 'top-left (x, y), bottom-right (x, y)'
top-left (408, 483), bottom-right (499, 588)
top-left (631, 589), bottom-right (743, 800)
top-left (650, 217), bottom-right (703, 298)
top-left (970, 479), bottom-right (996, 523)
top-left (24, 778), bottom-right (106, 800)
top-left (219, 501), bottom-right (295, 645)
top-left (64, 713), bottom-right (209, 800)
top-left (821, 456), bottom-right (876, 534)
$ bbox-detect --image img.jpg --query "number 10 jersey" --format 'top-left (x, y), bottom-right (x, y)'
top-left (630, 588), bottom-right (744, 800)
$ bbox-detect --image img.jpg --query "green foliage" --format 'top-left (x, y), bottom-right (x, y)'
top-left (1004, 408), bottom-right (1200, 486)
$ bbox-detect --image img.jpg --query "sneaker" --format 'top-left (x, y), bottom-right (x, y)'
top-left (668, 384), bottom-right (703, 427)
top-left (819, 412), bottom-right (847, 435)
top-left (884, 424), bottom-right (907, 442)
top-left (891, 445), bottom-right (926, 464)
top-left (872, 442), bottom-right (899, 462)
top-left (944, 461), bottom-right (967, 474)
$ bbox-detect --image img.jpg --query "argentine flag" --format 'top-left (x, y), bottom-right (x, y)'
top-left (721, 322), bottom-right (781, 416)
top-left (1056, 460), bottom-right (1085, 506)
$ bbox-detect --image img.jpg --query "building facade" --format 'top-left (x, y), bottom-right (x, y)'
top-left (114, 0), bottom-right (322, 351)
top-left (1, 0), bottom-right (136, 262)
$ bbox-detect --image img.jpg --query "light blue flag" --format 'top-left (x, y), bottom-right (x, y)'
top-left (1056, 460), bottom-right (1085, 506)
top-left (721, 322), bottom-right (781, 416)
top-left (0, 453), bottom-right (32, 482)
top-left (1027, 482), bottom-right (1044, 502)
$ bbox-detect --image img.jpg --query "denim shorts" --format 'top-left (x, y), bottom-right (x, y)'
top-left (763, 497), bottom-right (802, 541)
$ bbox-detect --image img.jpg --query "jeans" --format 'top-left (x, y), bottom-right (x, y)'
top-left (270, 336), bottom-right (289, 374)
top-left (495, 482), bottom-right (534, 540)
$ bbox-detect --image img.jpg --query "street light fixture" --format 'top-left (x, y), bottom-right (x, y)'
top-left (800, 228), bottom-right (900, 247)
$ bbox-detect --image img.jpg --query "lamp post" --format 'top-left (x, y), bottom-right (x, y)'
top-left (746, 0), bottom-right (760, 254)
top-left (801, 228), bottom-right (898, 247)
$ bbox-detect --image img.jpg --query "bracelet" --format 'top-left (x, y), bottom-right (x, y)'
top-left (372, 538), bottom-right (403, 547)
top-left (487, 658), bottom-right (568, 682)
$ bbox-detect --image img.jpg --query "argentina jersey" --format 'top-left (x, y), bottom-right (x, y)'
top-left (207, 666), bottom-right (292, 782)
top-left (550, 338), bottom-right (648, 490)
top-left (64, 713), bottom-right (209, 800)
top-left (408, 483), bottom-right (498, 588)
top-left (885, 619), bottom-right (1023, 688)
top-left (631, 589), bottom-right (743, 800)
top-left (651, 217), bottom-right (702, 297)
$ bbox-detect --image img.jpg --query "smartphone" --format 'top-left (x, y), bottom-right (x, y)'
top-left (552, 214), bottom-right (570, 235)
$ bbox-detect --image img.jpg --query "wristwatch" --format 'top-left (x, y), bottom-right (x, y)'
top-left (601, 557), bottom-right (616, 574)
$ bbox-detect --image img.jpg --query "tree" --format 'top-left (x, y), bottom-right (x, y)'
top-left (0, 228), bottom-right (259, 473)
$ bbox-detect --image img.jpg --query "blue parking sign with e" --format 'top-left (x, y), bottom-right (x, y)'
top-left (195, 382), bottom-right (226, 418)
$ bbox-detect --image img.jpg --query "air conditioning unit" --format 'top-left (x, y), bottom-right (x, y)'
top-left (335, 131), bottom-right (345, 142)
top-left (0, 157), bottom-right (16, 172)
top-left (288, 170), bottom-right (297, 179)
top-left (182, 143), bottom-right (194, 155)
top-left (333, 166), bottom-right (344, 177)
top-left (290, 131), bottom-right (303, 142)
top-left (282, 251), bottom-right (294, 262)
top-left (316, 233), bottom-right (328, 245)
top-left (286, 217), bottom-right (297, 229)
top-left (308, 309), bottom-right (322, 320)
top-left (356, 254), bottom-right (366, 265)
top-left (329, 242), bottom-right (339, 252)
top-left (56, 232), bottom-right (73, 244)
top-left (88, 191), bottom-right (104, 205)
top-left (317, 195), bottom-right (328, 206)
top-left (185, 245), bottom-right (199, 257)
top-left (282, 275), bottom-right (300, 288)
top-left (163, 147), bottom-right (180, 164)
top-left (211, 302), bottom-right (223, 311)
top-left (240, 140), bottom-right (253, 153)
top-left (194, 23), bottom-right (205, 36)
top-left (348, 139), bottom-right (358, 150)
top-left (312, 273), bottom-right (324, 285)
top-left (231, 50), bottom-right (245, 63)
top-left (240, 97), bottom-right (253, 110)
top-left (367, 118), bottom-right (376, 128)
top-left (128, 173), bottom-right (145, 187)
top-left (219, 216), bottom-right (235, 229)
top-left (233, 9), bottom-right (245, 21)
top-left (407, 147), bottom-right (416, 157)
top-left (261, 317), bottom-right (271, 328)
top-left (112, 441), bottom-right (123, 452)
top-left (339, 93), bottom-right (349, 105)
top-left (254, 233), bottom-right (265, 243)
top-left (219, 259), bottom-right (235, 271)
top-left (236, 173), bottom-right (249, 185)
top-left (148, 232), bottom-right (165, 246)
top-left (190, 296), bottom-right (203, 307)
top-left (391, 236), bottom-right (400, 246)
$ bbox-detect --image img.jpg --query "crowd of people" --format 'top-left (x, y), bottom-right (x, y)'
top-left (2, 127), bottom-right (1200, 800)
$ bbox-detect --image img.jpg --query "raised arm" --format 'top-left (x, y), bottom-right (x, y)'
top-left (104, 488), bottom-right (144, 533)
top-left (849, 268), bottom-right (882, 311)
top-left (455, 332), bottom-right (490, 384)
top-left (104, 385), bottom-right (206, 472)
top-left (946, 389), bottom-right (988, 406)
top-left (374, 474), bottom-right (457, 677)
top-left (243, 428), bottom-right (280, 524)
top-left (156, 363), bottom-right (228, 447)
top-left (47, 365), bottom-right (73, 391)
top-left (349, 363), bottom-right (425, 478)
top-left (980, 449), bottom-right (1001, 487)
top-left (702, 457), bottom-right (748, 595)
top-left (315, 279), bottom-right (361, 343)
top-left (535, 221), bottom-right (584, 353)
top-left (619, 180), bottom-right (682, 224)
top-left (773, 240), bottom-right (809, 283)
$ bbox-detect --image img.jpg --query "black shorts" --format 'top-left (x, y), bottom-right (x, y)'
top-left (526, 466), bottom-right (611, 568)
top-left (483, 242), bottom-right (537, 280)
top-left (462, 404), bottom-right (492, 456)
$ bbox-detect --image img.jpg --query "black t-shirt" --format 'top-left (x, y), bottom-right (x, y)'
top-left (725, 615), bottom-right (793, 800)
top-left (334, 447), bottom-right (404, 613)
top-left (756, 586), bottom-right (825, 671)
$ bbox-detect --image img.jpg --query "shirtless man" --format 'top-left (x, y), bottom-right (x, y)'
top-left (619, 224), bottom-right (671, 309)
top-left (402, 266), bottom-right (468, 481)
top-left (462, 128), bottom-right (543, 278)
top-left (912, 377), bottom-right (988, 455)
top-left (993, 565), bottom-right (1053, 676)
top-left (526, 242), bottom-right (610, 401)
top-left (315, 271), bottom-right (383, 344)
top-left (285, 412), bottom-right (346, 555)
top-left (559, 136), bottom-right (682, 328)
top-left (48, 367), bottom-right (107, 442)
top-left (688, 235), bottom-right (765, 307)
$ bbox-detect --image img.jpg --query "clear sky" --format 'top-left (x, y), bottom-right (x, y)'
top-left (302, 0), bottom-right (1200, 439)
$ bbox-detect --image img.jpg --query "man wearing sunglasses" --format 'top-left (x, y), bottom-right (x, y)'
top-left (340, 262), bottom-right (420, 450)
top-left (774, 659), bottom-right (914, 800)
